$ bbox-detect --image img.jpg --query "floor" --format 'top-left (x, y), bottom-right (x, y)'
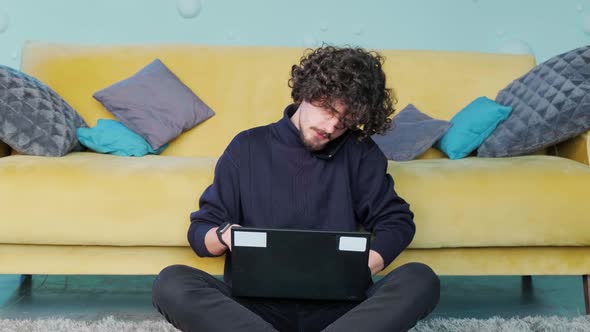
top-left (0, 274), bottom-right (587, 322)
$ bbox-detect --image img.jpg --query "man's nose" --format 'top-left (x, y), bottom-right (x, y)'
top-left (324, 117), bottom-right (340, 133)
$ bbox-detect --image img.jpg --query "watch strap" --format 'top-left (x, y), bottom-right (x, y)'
top-left (216, 222), bottom-right (232, 248)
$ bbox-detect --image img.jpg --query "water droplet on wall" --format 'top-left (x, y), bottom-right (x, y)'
top-left (177, 0), bottom-right (202, 19)
top-left (0, 14), bottom-right (9, 34)
top-left (583, 15), bottom-right (590, 34)
top-left (498, 40), bottom-right (534, 55)
top-left (353, 25), bottom-right (363, 36)
top-left (303, 36), bottom-right (318, 47)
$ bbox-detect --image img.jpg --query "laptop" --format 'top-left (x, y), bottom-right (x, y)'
top-left (230, 227), bottom-right (371, 301)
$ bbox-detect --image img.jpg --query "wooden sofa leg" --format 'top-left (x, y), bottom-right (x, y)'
top-left (20, 274), bottom-right (32, 283)
top-left (584, 275), bottom-right (590, 315)
top-left (522, 275), bottom-right (533, 292)
top-left (18, 274), bottom-right (32, 296)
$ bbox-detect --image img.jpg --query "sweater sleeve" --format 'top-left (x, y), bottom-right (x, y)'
top-left (187, 134), bottom-right (243, 257)
top-left (354, 141), bottom-right (416, 268)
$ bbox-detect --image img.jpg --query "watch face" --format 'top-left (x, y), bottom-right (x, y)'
top-left (218, 222), bottom-right (231, 234)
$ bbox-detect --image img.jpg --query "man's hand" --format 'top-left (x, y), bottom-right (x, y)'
top-left (204, 224), bottom-right (241, 256)
top-left (221, 224), bottom-right (241, 251)
top-left (368, 250), bottom-right (384, 276)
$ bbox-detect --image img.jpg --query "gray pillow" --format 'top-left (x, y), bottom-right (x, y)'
top-left (478, 45), bottom-right (590, 157)
top-left (372, 104), bottom-right (452, 161)
top-left (0, 65), bottom-right (88, 156)
top-left (93, 59), bottom-right (215, 150)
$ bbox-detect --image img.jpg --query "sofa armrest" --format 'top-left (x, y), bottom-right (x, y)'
top-left (0, 141), bottom-right (10, 158)
top-left (554, 130), bottom-right (590, 165)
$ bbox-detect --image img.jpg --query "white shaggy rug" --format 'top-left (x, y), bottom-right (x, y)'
top-left (0, 315), bottom-right (589, 332)
top-left (411, 316), bottom-right (590, 332)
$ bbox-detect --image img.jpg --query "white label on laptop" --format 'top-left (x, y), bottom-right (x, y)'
top-left (338, 236), bottom-right (367, 252)
top-left (234, 231), bottom-right (267, 248)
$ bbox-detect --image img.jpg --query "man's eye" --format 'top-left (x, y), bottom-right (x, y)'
top-left (336, 119), bottom-right (357, 130)
top-left (334, 117), bottom-right (347, 129)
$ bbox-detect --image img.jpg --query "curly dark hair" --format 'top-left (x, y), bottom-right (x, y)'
top-left (288, 45), bottom-right (396, 140)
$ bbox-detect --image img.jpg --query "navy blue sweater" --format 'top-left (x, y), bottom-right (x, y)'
top-left (188, 105), bottom-right (415, 283)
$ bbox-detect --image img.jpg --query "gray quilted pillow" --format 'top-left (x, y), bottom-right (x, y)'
top-left (0, 65), bottom-right (87, 156)
top-left (372, 104), bottom-right (451, 161)
top-left (478, 46), bottom-right (590, 157)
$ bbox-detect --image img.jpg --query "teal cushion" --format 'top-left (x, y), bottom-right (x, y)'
top-left (436, 97), bottom-right (512, 160)
top-left (77, 119), bottom-right (168, 157)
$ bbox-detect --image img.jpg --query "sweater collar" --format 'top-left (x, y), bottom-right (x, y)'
top-left (273, 104), bottom-right (305, 147)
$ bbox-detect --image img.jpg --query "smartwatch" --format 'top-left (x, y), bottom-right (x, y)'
top-left (216, 221), bottom-right (233, 248)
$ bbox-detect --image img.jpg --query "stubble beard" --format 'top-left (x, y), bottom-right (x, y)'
top-left (299, 117), bottom-right (328, 152)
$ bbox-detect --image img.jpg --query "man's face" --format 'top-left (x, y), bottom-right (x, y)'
top-left (292, 100), bottom-right (352, 152)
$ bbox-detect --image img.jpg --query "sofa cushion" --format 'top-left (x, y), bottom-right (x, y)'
top-left (0, 153), bottom-right (588, 248)
top-left (390, 155), bottom-right (590, 248)
top-left (0, 152), bottom-right (215, 247)
top-left (0, 65), bottom-right (88, 156)
top-left (372, 104), bottom-right (451, 161)
top-left (478, 45), bottom-right (590, 157)
top-left (94, 59), bottom-right (215, 150)
top-left (436, 96), bottom-right (512, 160)
top-left (77, 119), bottom-right (168, 157)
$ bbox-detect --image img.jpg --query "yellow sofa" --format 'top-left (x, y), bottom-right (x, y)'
top-left (1, 42), bottom-right (589, 313)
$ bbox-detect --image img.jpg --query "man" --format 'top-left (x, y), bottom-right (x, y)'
top-left (152, 46), bottom-right (440, 332)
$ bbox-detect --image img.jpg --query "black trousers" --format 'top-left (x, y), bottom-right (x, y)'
top-left (152, 262), bottom-right (440, 332)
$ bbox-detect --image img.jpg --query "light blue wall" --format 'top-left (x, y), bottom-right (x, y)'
top-left (0, 0), bottom-right (587, 68)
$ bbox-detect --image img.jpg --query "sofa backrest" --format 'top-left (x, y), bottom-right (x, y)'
top-left (20, 42), bottom-right (536, 158)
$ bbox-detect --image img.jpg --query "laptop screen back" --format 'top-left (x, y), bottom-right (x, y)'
top-left (231, 227), bottom-right (371, 301)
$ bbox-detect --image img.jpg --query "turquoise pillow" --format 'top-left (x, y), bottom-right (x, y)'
top-left (77, 119), bottom-right (168, 157)
top-left (436, 97), bottom-right (512, 160)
